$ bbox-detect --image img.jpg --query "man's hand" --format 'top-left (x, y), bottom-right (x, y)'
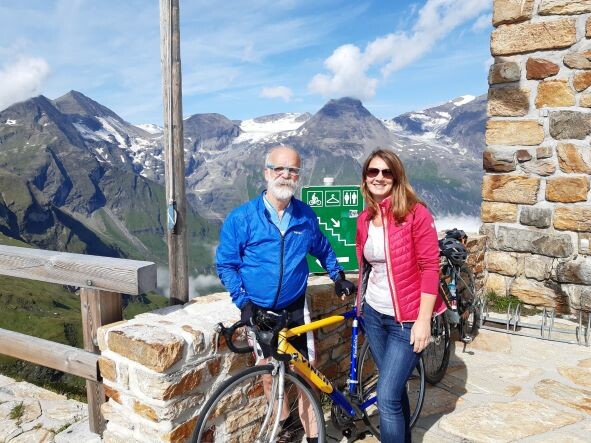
top-left (335, 273), bottom-right (356, 299)
top-left (240, 301), bottom-right (256, 326)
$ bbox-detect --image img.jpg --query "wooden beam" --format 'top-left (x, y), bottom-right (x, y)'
top-left (160, 0), bottom-right (189, 305)
top-left (81, 288), bottom-right (123, 435)
top-left (0, 245), bottom-right (156, 294)
top-left (0, 328), bottom-right (99, 381)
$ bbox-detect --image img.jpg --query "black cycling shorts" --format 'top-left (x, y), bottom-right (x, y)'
top-left (250, 295), bottom-right (316, 363)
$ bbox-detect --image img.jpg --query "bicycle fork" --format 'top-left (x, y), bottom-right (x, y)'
top-left (257, 362), bottom-right (286, 443)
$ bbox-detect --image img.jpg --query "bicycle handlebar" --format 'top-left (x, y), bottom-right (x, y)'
top-left (217, 320), bottom-right (252, 354)
top-left (216, 309), bottom-right (292, 362)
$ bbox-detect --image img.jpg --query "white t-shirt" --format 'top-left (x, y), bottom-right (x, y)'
top-left (363, 222), bottom-right (395, 316)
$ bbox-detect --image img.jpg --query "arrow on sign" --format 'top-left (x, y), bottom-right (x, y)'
top-left (331, 218), bottom-right (340, 228)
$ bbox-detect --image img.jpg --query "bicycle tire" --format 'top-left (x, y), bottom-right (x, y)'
top-left (457, 265), bottom-right (480, 341)
top-left (357, 340), bottom-right (425, 439)
top-left (423, 313), bottom-right (451, 384)
top-left (190, 364), bottom-right (326, 443)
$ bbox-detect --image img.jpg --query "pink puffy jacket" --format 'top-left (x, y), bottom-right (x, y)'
top-left (355, 199), bottom-right (446, 322)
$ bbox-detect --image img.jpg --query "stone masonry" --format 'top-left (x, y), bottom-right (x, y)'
top-left (484, 0), bottom-right (591, 313)
top-left (95, 237), bottom-right (486, 443)
top-left (96, 277), bottom-right (358, 443)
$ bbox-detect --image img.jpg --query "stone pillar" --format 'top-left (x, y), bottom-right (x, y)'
top-left (484, 0), bottom-right (591, 313)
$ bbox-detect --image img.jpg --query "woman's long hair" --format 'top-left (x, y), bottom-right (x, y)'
top-left (361, 149), bottom-right (424, 223)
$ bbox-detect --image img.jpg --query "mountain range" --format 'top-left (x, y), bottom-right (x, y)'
top-left (0, 91), bottom-right (486, 267)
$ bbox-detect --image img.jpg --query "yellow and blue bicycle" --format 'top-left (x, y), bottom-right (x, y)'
top-left (191, 305), bottom-right (425, 442)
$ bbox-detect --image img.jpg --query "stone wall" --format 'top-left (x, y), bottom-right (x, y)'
top-left (484, 0), bottom-right (591, 313)
top-left (96, 277), bottom-right (354, 443)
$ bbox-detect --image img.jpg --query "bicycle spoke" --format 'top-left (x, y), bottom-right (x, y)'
top-left (191, 365), bottom-right (325, 443)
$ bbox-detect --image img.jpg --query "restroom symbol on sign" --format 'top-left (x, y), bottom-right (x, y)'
top-left (343, 190), bottom-right (358, 206)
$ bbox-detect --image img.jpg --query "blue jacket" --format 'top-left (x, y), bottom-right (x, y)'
top-left (216, 193), bottom-right (343, 309)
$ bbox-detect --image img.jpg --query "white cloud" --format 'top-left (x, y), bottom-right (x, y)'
top-left (309, 44), bottom-right (377, 100)
top-left (0, 57), bottom-right (50, 111)
top-left (309, 0), bottom-right (491, 100)
top-left (471, 13), bottom-right (492, 31)
top-left (260, 86), bottom-right (294, 102)
top-left (157, 266), bottom-right (222, 298)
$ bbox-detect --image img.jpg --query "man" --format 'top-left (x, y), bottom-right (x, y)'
top-left (216, 144), bottom-right (354, 443)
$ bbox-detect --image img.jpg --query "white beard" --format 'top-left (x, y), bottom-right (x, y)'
top-left (267, 177), bottom-right (297, 201)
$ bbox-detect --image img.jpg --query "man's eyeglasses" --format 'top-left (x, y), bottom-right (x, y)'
top-left (366, 167), bottom-right (394, 179)
top-left (266, 164), bottom-right (301, 176)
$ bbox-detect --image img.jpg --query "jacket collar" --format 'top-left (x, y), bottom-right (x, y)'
top-left (256, 192), bottom-right (304, 221)
top-left (377, 196), bottom-right (393, 210)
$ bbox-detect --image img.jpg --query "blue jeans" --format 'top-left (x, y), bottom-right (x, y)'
top-left (363, 303), bottom-right (421, 443)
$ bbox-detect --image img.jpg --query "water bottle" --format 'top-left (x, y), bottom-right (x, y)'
top-left (448, 276), bottom-right (457, 310)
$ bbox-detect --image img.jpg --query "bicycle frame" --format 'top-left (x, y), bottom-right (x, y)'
top-left (275, 306), bottom-right (371, 418)
top-left (439, 262), bottom-right (472, 311)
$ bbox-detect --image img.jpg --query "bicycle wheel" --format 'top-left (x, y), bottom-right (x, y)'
top-left (357, 340), bottom-right (425, 439)
top-left (191, 364), bottom-right (326, 443)
top-left (457, 265), bottom-right (480, 342)
top-left (422, 313), bottom-right (451, 384)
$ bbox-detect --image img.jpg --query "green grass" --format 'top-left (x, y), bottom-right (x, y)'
top-left (52, 423), bottom-right (72, 434)
top-left (484, 290), bottom-right (538, 316)
top-left (123, 292), bottom-right (168, 319)
top-left (0, 274), bottom-right (170, 401)
top-left (0, 233), bottom-right (31, 248)
top-left (96, 209), bottom-right (144, 255)
top-left (10, 402), bottom-right (24, 420)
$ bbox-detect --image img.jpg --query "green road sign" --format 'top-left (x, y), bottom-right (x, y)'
top-left (301, 185), bottom-right (364, 273)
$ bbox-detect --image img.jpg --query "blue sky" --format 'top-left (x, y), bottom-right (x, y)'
top-left (0, 0), bottom-right (492, 124)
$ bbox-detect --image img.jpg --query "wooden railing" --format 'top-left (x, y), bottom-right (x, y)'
top-left (0, 244), bottom-right (157, 435)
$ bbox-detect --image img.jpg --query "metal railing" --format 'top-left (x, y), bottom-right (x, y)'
top-left (480, 296), bottom-right (590, 347)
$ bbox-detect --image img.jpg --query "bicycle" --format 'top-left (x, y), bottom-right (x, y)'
top-left (190, 304), bottom-right (426, 442)
top-left (422, 229), bottom-right (482, 385)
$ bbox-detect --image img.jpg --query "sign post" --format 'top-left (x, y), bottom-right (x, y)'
top-left (301, 185), bottom-right (364, 273)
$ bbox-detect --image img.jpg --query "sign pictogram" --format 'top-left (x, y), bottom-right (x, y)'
top-left (301, 185), bottom-right (364, 273)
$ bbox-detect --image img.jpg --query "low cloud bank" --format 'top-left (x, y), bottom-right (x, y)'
top-left (435, 214), bottom-right (481, 235)
top-left (156, 267), bottom-right (223, 299)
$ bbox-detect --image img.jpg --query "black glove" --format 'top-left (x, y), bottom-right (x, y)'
top-left (240, 301), bottom-right (256, 326)
top-left (335, 272), bottom-right (356, 297)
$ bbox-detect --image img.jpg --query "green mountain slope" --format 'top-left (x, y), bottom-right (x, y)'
top-left (0, 274), bottom-right (168, 400)
top-left (0, 94), bottom-right (217, 271)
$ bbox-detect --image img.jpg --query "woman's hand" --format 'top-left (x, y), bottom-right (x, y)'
top-left (410, 318), bottom-right (431, 353)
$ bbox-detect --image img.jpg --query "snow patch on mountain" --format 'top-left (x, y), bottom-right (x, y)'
top-left (135, 123), bottom-right (163, 134)
top-left (235, 113), bottom-right (308, 143)
top-left (72, 115), bottom-right (162, 176)
top-left (381, 119), bottom-right (401, 132)
top-left (97, 117), bottom-right (129, 147)
top-left (453, 95), bottom-right (475, 106)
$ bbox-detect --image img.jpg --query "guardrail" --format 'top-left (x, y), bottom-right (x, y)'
top-left (0, 244), bottom-right (157, 435)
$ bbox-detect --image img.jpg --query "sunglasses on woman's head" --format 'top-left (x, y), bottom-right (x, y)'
top-left (366, 167), bottom-right (393, 179)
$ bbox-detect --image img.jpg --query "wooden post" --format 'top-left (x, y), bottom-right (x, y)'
top-left (81, 288), bottom-right (123, 434)
top-left (160, 0), bottom-right (189, 305)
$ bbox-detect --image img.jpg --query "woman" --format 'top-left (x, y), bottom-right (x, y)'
top-left (355, 149), bottom-right (444, 442)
